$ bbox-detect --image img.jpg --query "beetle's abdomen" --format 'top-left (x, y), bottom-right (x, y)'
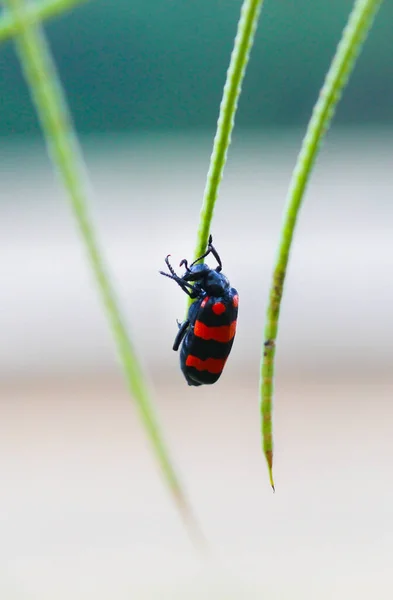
top-left (181, 289), bottom-right (238, 385)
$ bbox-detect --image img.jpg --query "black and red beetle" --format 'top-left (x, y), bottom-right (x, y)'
top-left (160, 235), bottom-right (239, 386)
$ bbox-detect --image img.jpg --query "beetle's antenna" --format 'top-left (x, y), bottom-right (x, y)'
top-left (179, 259), bottom-right (190, 272)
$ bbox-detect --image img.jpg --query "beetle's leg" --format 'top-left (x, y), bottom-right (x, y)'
top-left (189, 243), bottom-right (212, 268)
top-left (173, 319), bottom-right (189, 351)
top-left (164, 255), bottom-right (178, 277)
top-left (161, 255), bottom-right (196, 294)
top-left (208, 236), bottom-right (222, 272)
top-left (188, 234), bottom-right (222, 271)
top-left (159, 270), bottom-right (200, 298)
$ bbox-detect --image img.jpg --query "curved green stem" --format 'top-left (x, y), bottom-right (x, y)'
top-left (188, 0), bottom-right (265, 299)
top-left (4, 0), bottom-right (204, 546)
top-left (0, 0), bottom-right (89, 43)
top-left (260, 0), bottom-right (384, 490)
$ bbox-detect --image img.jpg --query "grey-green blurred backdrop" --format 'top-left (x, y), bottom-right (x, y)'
top-left (1, 0), bottom-right (392, 135)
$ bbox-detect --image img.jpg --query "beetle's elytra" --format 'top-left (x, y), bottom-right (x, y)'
top-left (160, 235), bottom-right (238, 386)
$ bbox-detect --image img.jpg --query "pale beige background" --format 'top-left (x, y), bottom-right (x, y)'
top-left (0, 129), bottom-right (392, 598)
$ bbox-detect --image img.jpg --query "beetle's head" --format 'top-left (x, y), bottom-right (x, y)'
top-left (183, 263), bottom-right (230, 296)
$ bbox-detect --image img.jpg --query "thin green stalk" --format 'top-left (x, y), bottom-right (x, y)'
top-left (189, 0), bottom-right (264, 290)
top-left (260, 0), bottom-right (383, 490)
top-left (0, 0), bottom-right (88, 43)
top-left (4, 0), bottom-right (204, 546)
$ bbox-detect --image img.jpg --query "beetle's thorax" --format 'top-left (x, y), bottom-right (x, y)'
top-left (182, 263), bottom-right (230, 296)
top-left (203, 269), bottom-right (230, 296)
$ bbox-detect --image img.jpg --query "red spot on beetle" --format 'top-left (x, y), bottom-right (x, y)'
top-left (232, 294), bottom-right (239, 308)
top-left (212, 301), bottom-right (226, 315)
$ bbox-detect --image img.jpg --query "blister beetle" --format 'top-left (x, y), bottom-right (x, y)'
top-left (160, 235), bottom-right (239, 386)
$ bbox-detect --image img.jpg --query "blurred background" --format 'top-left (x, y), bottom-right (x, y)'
top-left (1, 0), bottom-right (393, 598)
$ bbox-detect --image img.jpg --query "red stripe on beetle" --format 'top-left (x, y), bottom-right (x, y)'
top-left (232, 294), bottom-right (239, 308)
top-left (194, 320), bottom-right (237, 343)
top-left (200, 296), bottom-right (210, 308)
top-left (186, 355), bottom-right (226, 374)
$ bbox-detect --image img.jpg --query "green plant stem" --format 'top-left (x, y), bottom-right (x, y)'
top-left (0, 0), bottom-right (88, 43)
top-left (260, 0), bottom-right (383, 490)
top-left (4, 0), bottom-right (204, 546)
top-left (189, 0), bottom-right (264, 293)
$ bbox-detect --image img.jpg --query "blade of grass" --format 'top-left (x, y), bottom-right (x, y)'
top-left (260, 0), bottom-right (384, 490)
top-left (188, 0), bottom-right (265, 304)
top-left (0, 0), bottom-right (89, 43)
top-left (4, 0), bottom-right (204, 547)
